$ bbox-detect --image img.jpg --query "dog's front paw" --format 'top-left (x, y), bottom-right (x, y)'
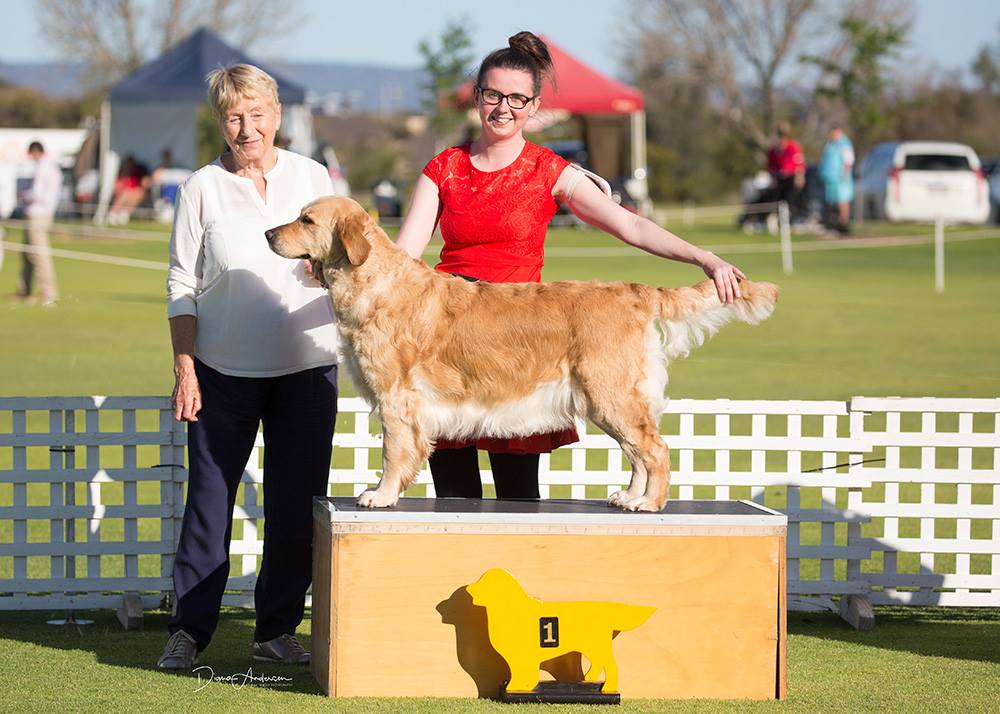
top-left (607, 489), bottom-right (635, 508)
top-left (356, 488), bottom-right (399, 508)
top-left (621, 495), bottom-right (664, 513)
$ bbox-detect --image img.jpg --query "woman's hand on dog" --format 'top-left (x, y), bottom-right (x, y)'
top-left (304, 259), bottom-right (329, 288)
top-left (172, 363), bottom-right (202, 422)
top-left (700, 252), bottom-right (745, 304)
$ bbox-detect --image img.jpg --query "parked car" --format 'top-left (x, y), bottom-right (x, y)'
top-left (982, 156), bottom-right (1000, 223)
top-left (857, 141), bottom-right (990, 223)
top-left (543, 140), bottom-right (639, 224)
top-left (989, 172), bottom-right (1000, 224)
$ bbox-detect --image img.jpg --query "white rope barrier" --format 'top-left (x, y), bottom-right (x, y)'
top-left (0, 219), bottom-right (168, 242)
top-left (3, 222), bottom-right (997, 272)
top-left (0, 241), bottom-right (169, 271)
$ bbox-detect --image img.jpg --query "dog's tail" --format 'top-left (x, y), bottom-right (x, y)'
top-left (609, 604), bottom-right (657, 632)
top-left (654, 279), bottom-right (779, 360)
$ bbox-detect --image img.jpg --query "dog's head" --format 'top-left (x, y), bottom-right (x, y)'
top-left (466, 568), bottom-right (525, 606)
top-left (265, 195), bottom-right (372, 269)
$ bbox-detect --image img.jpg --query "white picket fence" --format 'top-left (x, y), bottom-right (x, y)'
top-left (1, 396), bottom-right (997, 615)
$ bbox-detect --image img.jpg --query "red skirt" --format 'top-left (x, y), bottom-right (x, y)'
top-left (435, 426), bottom-right (579, 455)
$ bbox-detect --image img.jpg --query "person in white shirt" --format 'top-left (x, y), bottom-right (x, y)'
top-left (158, 64), bottom-right (338, 670)
top-left (15, 141), bottom-right (62, 304)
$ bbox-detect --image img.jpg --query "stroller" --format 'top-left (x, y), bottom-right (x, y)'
top-left (737, 171), bottom-right (779, 234)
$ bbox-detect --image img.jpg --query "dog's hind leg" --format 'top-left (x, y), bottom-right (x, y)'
top-left (589, 403), bottom-right (670, 512)
top-left (357, 397), bottom-right (431, 508)
top-left (605, 438), bottom-right (647, 509)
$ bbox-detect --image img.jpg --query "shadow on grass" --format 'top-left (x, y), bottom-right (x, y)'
top-left (93, 292), bottom-right (168, 305)
top-left (789, 607), bottom-right (1000, 664)
top-left (0, 606), bottom-right (325, 696)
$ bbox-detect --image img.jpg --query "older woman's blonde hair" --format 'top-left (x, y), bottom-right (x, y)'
top-left (205, 64), bottom-right (280, 122)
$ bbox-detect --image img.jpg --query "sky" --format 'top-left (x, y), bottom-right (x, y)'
top-left (0, 0), bottom-right (998, 81)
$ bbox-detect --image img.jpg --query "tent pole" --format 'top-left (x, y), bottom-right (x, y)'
top-left (630, 110), bottom-right (651, 217)
top-left (95, 100), bottom-right (112, 225)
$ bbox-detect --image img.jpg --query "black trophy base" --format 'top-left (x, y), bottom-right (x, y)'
top-left (500, 681), bottom-right (620, 705)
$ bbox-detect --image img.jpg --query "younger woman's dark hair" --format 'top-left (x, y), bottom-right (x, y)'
top-left (476, 31), bottom-right (554, 96)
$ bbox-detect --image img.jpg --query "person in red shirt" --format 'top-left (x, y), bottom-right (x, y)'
top-left (396, 31), bottom-right (746, 500)
top-left (766, 122), bottom-right (806, 219)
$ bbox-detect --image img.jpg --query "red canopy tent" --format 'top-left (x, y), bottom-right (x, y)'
top-left (456, 35), bottom-right (649, 212)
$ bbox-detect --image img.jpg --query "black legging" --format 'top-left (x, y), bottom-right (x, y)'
top-left (429, 446), bottom-right (540, 499)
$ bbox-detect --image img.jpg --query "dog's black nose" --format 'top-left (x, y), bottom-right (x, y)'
top-left (264, 229), bottom-right (276, 243)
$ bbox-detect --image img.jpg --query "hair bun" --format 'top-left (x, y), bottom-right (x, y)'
top-left (508, 31), bottom-right (550, 65)
top-left (477, 30), bottom-right (555, 95)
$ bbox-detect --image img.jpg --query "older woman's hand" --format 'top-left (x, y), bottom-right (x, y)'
top-left (172, 362), bottom-right (202, 422)
top-left (700, 252), bottom-right (746, 304)
top-left (304, 259), bottom-right (329, 288)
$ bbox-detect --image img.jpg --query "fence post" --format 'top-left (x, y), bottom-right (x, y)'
top-left (935, 216), bottom-right (945, 293)
top-left (778, 201), bottom-right (793, 275)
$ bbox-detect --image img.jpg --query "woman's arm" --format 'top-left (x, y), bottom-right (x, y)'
top-left (554, 168), bottom-right (746, 303)
top-left (169, 315), bottom-right (201, 421)
top-left (166, 185), bottom-right (203, 421)
top-left (395, 174), bottom-right (441, 260)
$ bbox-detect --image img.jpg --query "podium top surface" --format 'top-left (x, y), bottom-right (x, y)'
top-left (314, 497), bottom-right (786, 529)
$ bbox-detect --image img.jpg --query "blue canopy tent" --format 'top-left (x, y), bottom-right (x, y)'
top-left (97, 27), bottom-right (313, 221)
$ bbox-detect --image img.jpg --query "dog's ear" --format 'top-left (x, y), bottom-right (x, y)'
top-left (336, 212), bottom-right (371, 266)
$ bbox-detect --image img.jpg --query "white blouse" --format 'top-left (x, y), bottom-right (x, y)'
top-left (166, 149), bottom-right (339, 377)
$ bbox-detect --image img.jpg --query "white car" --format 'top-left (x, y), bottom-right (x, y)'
top-left (857, 141), bottom-right (990, 224)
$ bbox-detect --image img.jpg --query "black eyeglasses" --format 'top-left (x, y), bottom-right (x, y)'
top-left (476, 86), bottom-right (535, 110)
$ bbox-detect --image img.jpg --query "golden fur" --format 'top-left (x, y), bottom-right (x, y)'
top-left (266, 196), bottom-right (778, 511)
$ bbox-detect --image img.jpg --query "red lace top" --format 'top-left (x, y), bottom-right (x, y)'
top-left (423, 141), bottom-right (569, 282)
top-left (422, 141), bottom-right (578, 454)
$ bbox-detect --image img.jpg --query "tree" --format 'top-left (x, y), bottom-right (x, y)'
top-left (801, 16), bottom-right (908, 150)
top-left (36, 0), bottom-right (301, 85)
top-left (417, 18), bottom-right (476, 150)
top-left (0, 83), bottom-right (100, 128)
top-left (622, 26), bottom-right (758, 201)
top-left (624, 0), bottom-right (828, 154)
top-left (971, 26), bottom-right (1000, 94)
top-left (623, 0), bottom-right (911, 153)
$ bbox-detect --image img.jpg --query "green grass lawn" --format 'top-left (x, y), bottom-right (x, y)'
top-left (1, 218), bottom-right (998, 711)
top-left (0, 608), bottom-right (997, 712)
top-left (1, 218), bottom-right (998, 397)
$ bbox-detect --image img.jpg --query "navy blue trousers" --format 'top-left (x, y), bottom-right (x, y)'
top-left (169, 359), bottom-right (338, 650)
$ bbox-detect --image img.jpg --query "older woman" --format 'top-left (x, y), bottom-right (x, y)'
top-left (158, 64), bottom-right (337, 669)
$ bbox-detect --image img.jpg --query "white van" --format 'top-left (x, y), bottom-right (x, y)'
top-left (857, 142), bottom-right (990, 224)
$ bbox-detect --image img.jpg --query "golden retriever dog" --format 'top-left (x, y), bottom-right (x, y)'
top-left (466, 568), bottom-right (655, 693)
top-left (266, 196), bottom-right (777, 512)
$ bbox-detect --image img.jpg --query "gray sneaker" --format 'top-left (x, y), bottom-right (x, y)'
top-left (252, 633), bottom-right (310, 665)
top-left (157, 629), bottom-right (199, 670)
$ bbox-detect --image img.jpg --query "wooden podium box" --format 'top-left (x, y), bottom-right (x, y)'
top-left (311, 498), bottom-right (787, 700)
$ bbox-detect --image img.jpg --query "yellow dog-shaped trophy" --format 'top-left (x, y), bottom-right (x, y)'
top-left (466, 568), bottom-right (655, 695)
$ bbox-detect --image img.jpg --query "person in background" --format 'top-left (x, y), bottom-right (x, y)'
top-left (396, 31), bottom-right (745, 502)
top-left (151, 147), bottom-right (174, 184)
top-left (158, 63), bottom-right (338, 671)
top-left (818, 125), bottom-right (855, 235)
top-left (108, 154), bottom-right (150, 225)
top-left (15, 141), bottom-right (61, 305)
top-left (766, 122), bottom-right (806, 221)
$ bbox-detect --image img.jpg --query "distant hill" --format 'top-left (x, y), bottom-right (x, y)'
top-left (0, 59), bottom-right (429, 114)
top-left (0, 62), bottom-right (90, 98)
top-left (269, 61), bottom-right (429, 115)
